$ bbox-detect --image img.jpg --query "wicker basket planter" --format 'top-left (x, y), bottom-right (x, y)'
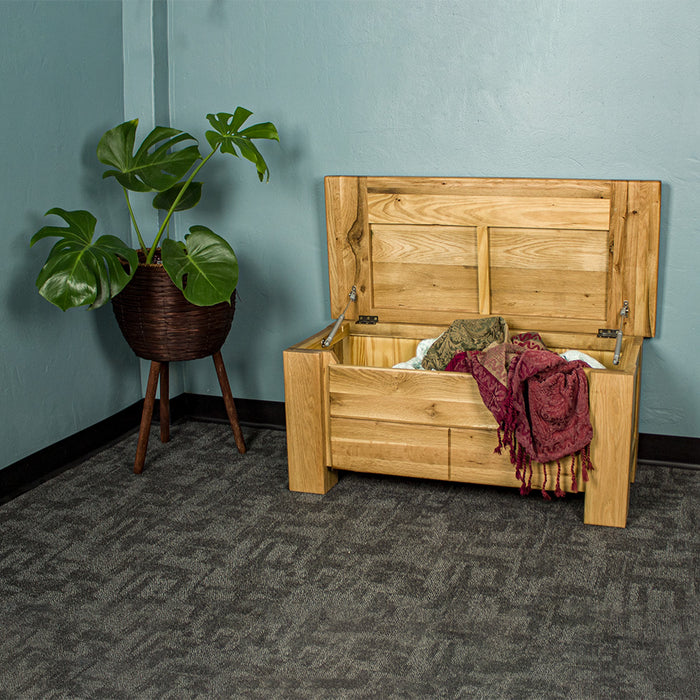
top-left (110, 250), bottom-right (244, 473)
top-left (111, 251), bottom-right (235, 362)
top-left (30, 110), bottom-right (278, 475)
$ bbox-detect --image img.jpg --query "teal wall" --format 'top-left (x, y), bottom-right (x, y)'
top-left (2, 0), bottom-right (698, 472)
top-left (0, 0), bottom-right (140, 468)
top-left (167, 0), bottom-right (699, 438)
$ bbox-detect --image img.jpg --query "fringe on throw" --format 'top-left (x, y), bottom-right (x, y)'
top-left (494, 418), bottom-right (593, 499)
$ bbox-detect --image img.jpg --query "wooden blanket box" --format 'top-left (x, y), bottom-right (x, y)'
top-left (283, 177), bottom-right (661, 528)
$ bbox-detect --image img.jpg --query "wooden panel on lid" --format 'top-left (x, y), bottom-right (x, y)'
top-left (325, 176), bottom-right (661, 336)
top-left (626, 181), bottom-right (661, 337)
top-left (367, 193), bottom-right (612, 230)
top-left (325, 176), bottom-right (366, 319)
top-left (489, 227), bottom-right (609, 322)
top-left (366, 177), bottom-right (614, 199)
top-left (371, 224), bottom-right (479, 312)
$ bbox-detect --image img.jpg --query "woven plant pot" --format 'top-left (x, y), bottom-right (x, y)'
top-left (111, 250), bottom-right (235, 362)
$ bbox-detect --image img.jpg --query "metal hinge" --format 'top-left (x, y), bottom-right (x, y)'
top-left (356, 315), bottom-right (378, 325)
top-left (597, 300), bottom-right (630, 365)
top-left (321, 286), bottom-right (357, 347)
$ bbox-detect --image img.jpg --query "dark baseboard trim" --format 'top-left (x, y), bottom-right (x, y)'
top-left (170, 394), bottom-right (286, 431)
top-left (2, 397), bottom-right (696, 504)
top-left (637, 433), bottom-right (700, 470)
top-left (1, 395), bottom-right (285, 504)
top-left (0, 401), bottom-right (145, 504)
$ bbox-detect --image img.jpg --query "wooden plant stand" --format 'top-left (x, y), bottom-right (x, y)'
top-left (134, 350), bottom-right (246, 474)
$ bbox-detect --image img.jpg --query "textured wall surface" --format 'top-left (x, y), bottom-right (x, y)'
top-left (0, 1), bottom-right (139, 468)
top-left (3, 0), bottom-right (698, 472)
top-left (166, 0), bottom-right (699, 437)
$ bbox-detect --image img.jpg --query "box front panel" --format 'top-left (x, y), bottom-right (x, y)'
top-left (450, 428), bottom-right (587, 493)
top-left (330, 417), bottom-right (449, 479)
top-left (328, 365), bottom-right (498, 429)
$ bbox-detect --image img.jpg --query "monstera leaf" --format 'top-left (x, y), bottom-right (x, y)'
top-left (30, 208), bottom-right (138, 311)
top-left (97, 119), bottom-right (201, 193)
top-left (152, 181), bottom-right (203, 213)
top-left (205, 109), bottom-right (279, 182)
top-left (161, 226), bottom-right (238, 306)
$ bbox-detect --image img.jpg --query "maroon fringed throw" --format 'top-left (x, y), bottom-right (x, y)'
top-left (445, 333), bottom-right (593, 499)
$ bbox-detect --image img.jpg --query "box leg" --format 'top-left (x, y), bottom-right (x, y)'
top-left (584, 371), bottom-right (635, 527)
top-left (283, 349), bottom-right (338, 494)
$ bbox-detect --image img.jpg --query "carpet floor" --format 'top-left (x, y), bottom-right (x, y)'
top-left (0, 420), bottom-right (697, 699)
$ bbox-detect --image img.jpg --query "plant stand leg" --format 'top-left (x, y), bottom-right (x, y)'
top-left (212, 351), bottom-right (246, 454)
top-left (159, 362), bottom-right (170, 443)
top-left (134, 360), bottom-right (161, 475)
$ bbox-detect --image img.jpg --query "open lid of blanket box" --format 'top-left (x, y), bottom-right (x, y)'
top-left (325, 176), bottom-right (661, 338)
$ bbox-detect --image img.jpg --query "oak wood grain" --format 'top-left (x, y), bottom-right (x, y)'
top-left (286, 176), bottom-right (659, 528)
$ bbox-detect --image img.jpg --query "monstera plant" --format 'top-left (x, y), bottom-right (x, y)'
top-left (31, 108), bottom-right (279, 309)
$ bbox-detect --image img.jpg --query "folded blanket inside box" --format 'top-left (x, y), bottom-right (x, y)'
top-left (420, 316), bottom-right (509, 370)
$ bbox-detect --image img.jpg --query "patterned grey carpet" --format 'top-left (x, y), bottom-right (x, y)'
top-left (0, 420), bottom-right (697, 699)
